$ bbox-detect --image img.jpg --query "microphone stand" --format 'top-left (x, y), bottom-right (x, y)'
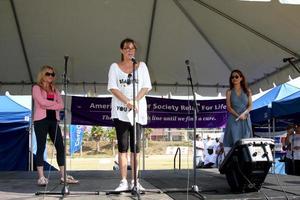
top-left (161, 61), bottom-right (205, 199)
top-left (62, 55), bottom-right (70, 195)
top-left (129, 60), bottom-right (161, 197)
top-left (131, 59), bottom-right (140, 198)
top-left (35, 56), bottom-right (99, 197)
top-left (106, 59), bottom-right (141, 198)
top-left (35, 56), bottom-right (70, 197)
top-left (106, 59), bottom-right (161, 198)
top-left (186, 60), bottom-right (204, 198)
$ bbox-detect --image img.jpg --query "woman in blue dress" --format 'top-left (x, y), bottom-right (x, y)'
top-left (223, 69), bottom-right (253, 149)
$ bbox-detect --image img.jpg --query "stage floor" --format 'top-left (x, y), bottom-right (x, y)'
top-left (0, 169), bottom-right (299, 200)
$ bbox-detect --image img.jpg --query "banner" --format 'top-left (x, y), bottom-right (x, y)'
top-left (69, 125), bottom-right (84, 155)
top-left (71, 96), bottom-right (228, 128)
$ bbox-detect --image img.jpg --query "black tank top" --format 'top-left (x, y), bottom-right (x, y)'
top-left (46, 92), bottom-right (56, 120)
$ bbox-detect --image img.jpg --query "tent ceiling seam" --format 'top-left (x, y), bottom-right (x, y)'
top-left (145, 0), bottom-right (157, 66)
top-left (10, 0), bottom-right (33, 83)
top-left (193, 0), bottom-right (300, 59)
top-left (249, 60), bottom-right (300, 86)
top-left (173, 0), bottom-right (232, 72)
top-left (0, 81), bottom-right (229, 88)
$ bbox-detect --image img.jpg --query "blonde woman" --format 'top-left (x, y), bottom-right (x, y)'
top-left (32, 65), bottom-right (78, 186)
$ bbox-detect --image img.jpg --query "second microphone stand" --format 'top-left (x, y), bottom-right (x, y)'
top-left (162, 60), bottom-right (205, 199)
top-left (186, 60), bottom-right (205, 199)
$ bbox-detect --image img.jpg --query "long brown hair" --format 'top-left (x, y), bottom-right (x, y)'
top-left (120, 38), bottom-right (137, 61)
top-left (229, 69), bottom-right (250, 96)
top-left (37, 65), bottom-right (56, 92)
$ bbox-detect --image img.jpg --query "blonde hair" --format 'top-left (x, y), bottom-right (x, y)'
top-left (37, 65), bottom-right (56, 92)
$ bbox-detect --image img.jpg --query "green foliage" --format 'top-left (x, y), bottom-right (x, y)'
top-left (106, 128), bottom-right (116, 142)
top-left (90, 126), bottom-right (104, 142)
top-left (144, 128), bottom-right (153, 139)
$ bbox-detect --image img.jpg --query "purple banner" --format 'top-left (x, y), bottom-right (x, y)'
top-left (71, 96), bottom-right (228, 128)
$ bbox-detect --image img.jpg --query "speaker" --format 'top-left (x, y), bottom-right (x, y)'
top-left (219, 138), bottom-right (274, 192)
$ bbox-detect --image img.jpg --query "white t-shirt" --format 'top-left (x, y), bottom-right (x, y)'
top-left (289, 134), bottom-right (300, 160)
top-left (195, 139), bottom-right (204, 157)
top-left (107, 62), bottom-right (152, 125)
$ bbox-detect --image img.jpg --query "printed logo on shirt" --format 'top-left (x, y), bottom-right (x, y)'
top-left (116, 106), bottom-right (129, 112)
top-left (119, 78), bottom-right (139, 86)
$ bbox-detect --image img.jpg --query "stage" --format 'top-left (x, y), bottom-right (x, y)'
top-left (0, 169), bottom-right (299, 200)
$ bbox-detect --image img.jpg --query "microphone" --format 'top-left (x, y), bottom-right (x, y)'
top-left (131, 57), bottom-right (137, 64)
top-left (64, 55), bottom-right (69, 78)
top-left (185, 59), bottom-right (190, 65)
top-left (185, 59), bottom-right (191, 73)
top-left (185, 60), bottom-right (191, 81)
top-left (283, 57), bottom-right (294, 63)
top-left (64, 55), bottom-right (69, 63)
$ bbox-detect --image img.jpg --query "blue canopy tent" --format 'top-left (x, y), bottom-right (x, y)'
top-left (251, 83), bottom-right (300, 130)
top-left (251, 84), bottom-right (300, 174)
top-left (272, 91), bottom-right (300, 122)
top-left (0, 96), bottom-right (30, 170)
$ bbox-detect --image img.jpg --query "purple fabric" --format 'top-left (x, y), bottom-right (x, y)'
top-left (71, 96), bottom-right (227, 128)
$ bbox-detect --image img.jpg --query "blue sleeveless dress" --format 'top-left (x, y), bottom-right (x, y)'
top-left (223, 89), bottom-right (252, 147)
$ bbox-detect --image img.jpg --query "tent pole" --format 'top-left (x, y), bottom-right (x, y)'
top-left (142, 129), bottom-right (145, 171)
top-left (29, 86), bottom-right (34, 171)
top-left (268, 119), bottom-right (271, 139)
top-left (272, 118), bottom-right (276, 174)
top-left (29, 120), bottom-right (33, 171)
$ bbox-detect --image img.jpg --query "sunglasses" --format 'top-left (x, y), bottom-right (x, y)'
top-left (123, 47), bottom-right (136, 51)
top-left (126, 74), bottom-right (132, 85)
top-left (231, 75), bottom-right (240, 79)
top-left (45, 72), bottom-right (56, 77)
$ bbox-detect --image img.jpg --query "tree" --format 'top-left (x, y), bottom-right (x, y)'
top-left (144, 128), bottom-right (153, 149)
top-left (90, 126), bottom-right (105, 152)
top-left (106, 128), bottom-right (117, 156)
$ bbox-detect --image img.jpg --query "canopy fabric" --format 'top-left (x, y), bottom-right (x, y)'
top-left (252, 83), bottom-right (300, 110)
top-left (0, 96), bottom-right (30, 171)
top-left (1, 0), bottom-right (300, 96)
top-left (0, 96), bottom-right (31, 123)
top-left (250, 83), bottom-right (299, 124)
top-left (0, 123), bottom-right (29, 170)
top-left (272, 90), bottom-right (300, 120)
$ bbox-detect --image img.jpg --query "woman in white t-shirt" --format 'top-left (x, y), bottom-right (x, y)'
top-left (107, 38), bottom-right (152, 191)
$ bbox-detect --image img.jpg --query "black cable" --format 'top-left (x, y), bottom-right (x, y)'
top-left (272, 173), bottom-right (290, 200)
top-left (233, 154), bottom-right (294, 200)
top-left (262, 185), bottom-right (299, 197)
top-left (260, 142), bottom-right (289, 200)
top-left (44, 122), bottom-right (61, 194)
top-left (233, 156), bottom-right (270, 200)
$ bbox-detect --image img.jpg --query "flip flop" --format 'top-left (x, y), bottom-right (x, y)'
top-left (37, 177), bottom-right (48, 186)
top-left (60, 175), bottom-right (79, 184)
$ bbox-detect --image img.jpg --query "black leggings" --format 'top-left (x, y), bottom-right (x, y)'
top-left (34, 119), bottom-right (65, 167)
top-left (113, 119), bottom-right (143, 153)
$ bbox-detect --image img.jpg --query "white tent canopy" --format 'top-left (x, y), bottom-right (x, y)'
top-left (1, 0), bottom-right (300, 96)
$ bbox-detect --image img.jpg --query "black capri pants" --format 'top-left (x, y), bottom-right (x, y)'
top-left (34, 119), bottom-right (65, 167)
top-left (113, 119), bottom-right (143, 153)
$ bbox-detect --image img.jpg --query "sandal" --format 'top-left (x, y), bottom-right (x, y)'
top-left (37, 177), bottom-right (48, 186)
top-left (60, 175), bottom-right (79, 184)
